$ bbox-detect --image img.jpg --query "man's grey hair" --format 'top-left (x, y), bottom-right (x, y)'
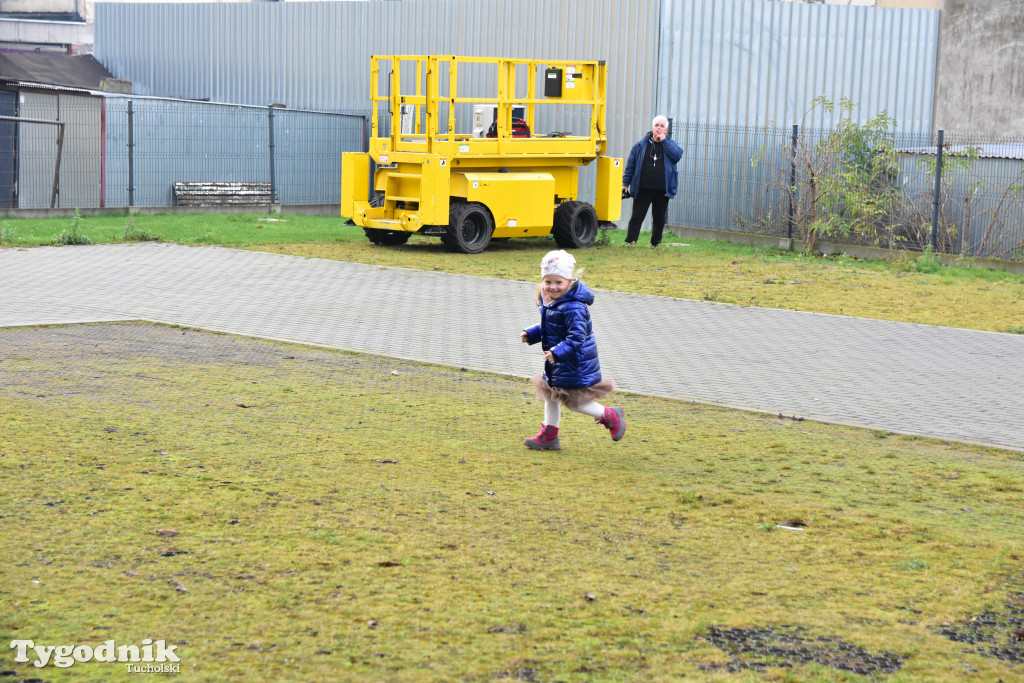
top-left (652, 115), bottom-right (669, 127)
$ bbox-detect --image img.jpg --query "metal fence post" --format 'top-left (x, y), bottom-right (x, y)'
top-left (267, 104), bottom-right (277, 206)
top-left (788, 123), bottom-right (798, 241)
top-left (127, 99), bottom-right (134, 208)
top-left (930, 129), bottom-right (944, 253)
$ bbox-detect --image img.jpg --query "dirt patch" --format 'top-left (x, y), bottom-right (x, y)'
top-left (698, 624), bottom-right (905, 675)
top-left (934, 572), bottom-right (1024, 663)
top-left (0, 321), bottom-right (528, 405)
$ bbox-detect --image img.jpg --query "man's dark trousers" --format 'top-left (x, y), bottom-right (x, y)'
top-left (625, 189), bottom-right (670, 246)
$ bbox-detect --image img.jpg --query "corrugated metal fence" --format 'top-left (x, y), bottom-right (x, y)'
top-left (88, 0), bottom-right (941, 222)
top-left (93, 0), bottom-right (937, 155)
top-left (659, 0), bottom-right (939, 232)
top-left (94, 0), bottom-right (662, 211)
top-left (10, 0), bottom-right (964, 248)
top-left (660, 0), bottom-right (938, 129)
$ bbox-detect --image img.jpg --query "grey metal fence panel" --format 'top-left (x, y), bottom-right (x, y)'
top-left (103, 97), bottom-right (269, 207)
top-left (672, 122), bottom-right (792, 234)
top-left (0, 90), bottom-right (16, 209)
top-left (16, 91), bottom-right (102, 210)
top-left (101, 96), bottom-right (365, 208)
top-left (272, 107), bottom-right (364, 206)
top-left (18, 93), bottom-right (63, 209)
top-left (895, 139), bottom-right (1024, 260)
top-left (102, 97), bottom-right (128, 208)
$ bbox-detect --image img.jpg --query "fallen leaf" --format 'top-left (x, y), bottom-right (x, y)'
top-left (377, 561), bottom-right (401, 567)
top-left (155, 529), bottom-right (179, 537)
top-left (175, 582), bottom-right (187, 592)
top-left (584, 592), bottom-right (597, 602)
top-left (236, 404), bottom-right (252, 409)
top-left (376, 459), bottom-right (399, 464)
top-left (367, 620), bottom-right (379, 629)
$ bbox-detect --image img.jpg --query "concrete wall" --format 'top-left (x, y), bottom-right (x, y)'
top-left (0, 0), bottom-right (77, 12)
top-left (779, 0), bottom-right (941, 6)
top-left (934, 0), bottom-right (1024, 136)
top-left (877, 0), bottom-right (941, 7)
top-left (0, 17), bottom-right (93, 52)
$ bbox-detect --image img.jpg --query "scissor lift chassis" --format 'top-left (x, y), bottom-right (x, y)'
top-left (341, 55), bottom-right (623, 253)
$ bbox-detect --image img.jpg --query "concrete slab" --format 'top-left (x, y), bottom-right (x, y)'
top-left (2, 242), bottom-right (1022, 451)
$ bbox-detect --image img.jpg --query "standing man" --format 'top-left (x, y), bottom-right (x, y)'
top-left (622, 115), bottom-right (684, 247)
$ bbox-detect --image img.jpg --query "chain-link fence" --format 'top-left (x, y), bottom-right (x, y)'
top-left (0, 92), bottom-right (366, 210)
top-left (672, 122), bottom-right (1024, 261)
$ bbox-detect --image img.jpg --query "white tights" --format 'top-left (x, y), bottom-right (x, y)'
top-left (544, 399), bottom-right (604, 427)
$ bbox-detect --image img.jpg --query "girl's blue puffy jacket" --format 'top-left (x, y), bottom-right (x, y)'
top-left (522, 280), bottom-right (602, 388)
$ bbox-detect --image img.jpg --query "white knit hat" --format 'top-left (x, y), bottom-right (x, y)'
top-left (540, 250), bottom-right (575, 279)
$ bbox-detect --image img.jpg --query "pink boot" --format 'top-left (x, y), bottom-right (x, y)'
top-left (525, 424), bottom-right (561, 450)
top-left (596, 407), bottom-right (626, 441)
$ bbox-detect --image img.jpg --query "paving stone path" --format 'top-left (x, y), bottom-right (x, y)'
top-left (2, 243), bottom-right (1022, 451)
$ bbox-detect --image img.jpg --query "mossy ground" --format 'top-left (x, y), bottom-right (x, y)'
top-left (261, 236), bottom-right (1024, 335)
top-left (2, 323), bottom-right (1022, 681)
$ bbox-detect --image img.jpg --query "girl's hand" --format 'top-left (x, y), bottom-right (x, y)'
top-left (544, 351), bottom-right (554, 363)
top-left (520, 331), bottom-right (529, 343)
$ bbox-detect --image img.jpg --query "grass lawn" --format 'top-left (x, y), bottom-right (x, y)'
top-left (2, 213), bottom-right (1023, 681)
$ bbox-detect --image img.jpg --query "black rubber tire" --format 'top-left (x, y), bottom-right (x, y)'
top-left (552, 201), bottom-right (599, 249)
top-left (443, 202), bottom-right (494, 254)
top-left (362, 194), bottom-right (411, 246)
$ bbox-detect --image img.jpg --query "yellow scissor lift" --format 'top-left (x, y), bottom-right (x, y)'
top-left (341, 55), bottom-right (623, 253)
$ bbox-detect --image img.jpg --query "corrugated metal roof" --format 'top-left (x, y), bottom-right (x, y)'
top-left (0, 53), bottom-right (114, 90)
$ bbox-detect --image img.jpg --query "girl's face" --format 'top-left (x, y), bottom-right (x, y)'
top-left (542, 274), bottom-right (573, 301)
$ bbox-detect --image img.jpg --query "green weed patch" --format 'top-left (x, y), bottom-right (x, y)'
top-left (1, 322), bottom-right (1022, 681)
